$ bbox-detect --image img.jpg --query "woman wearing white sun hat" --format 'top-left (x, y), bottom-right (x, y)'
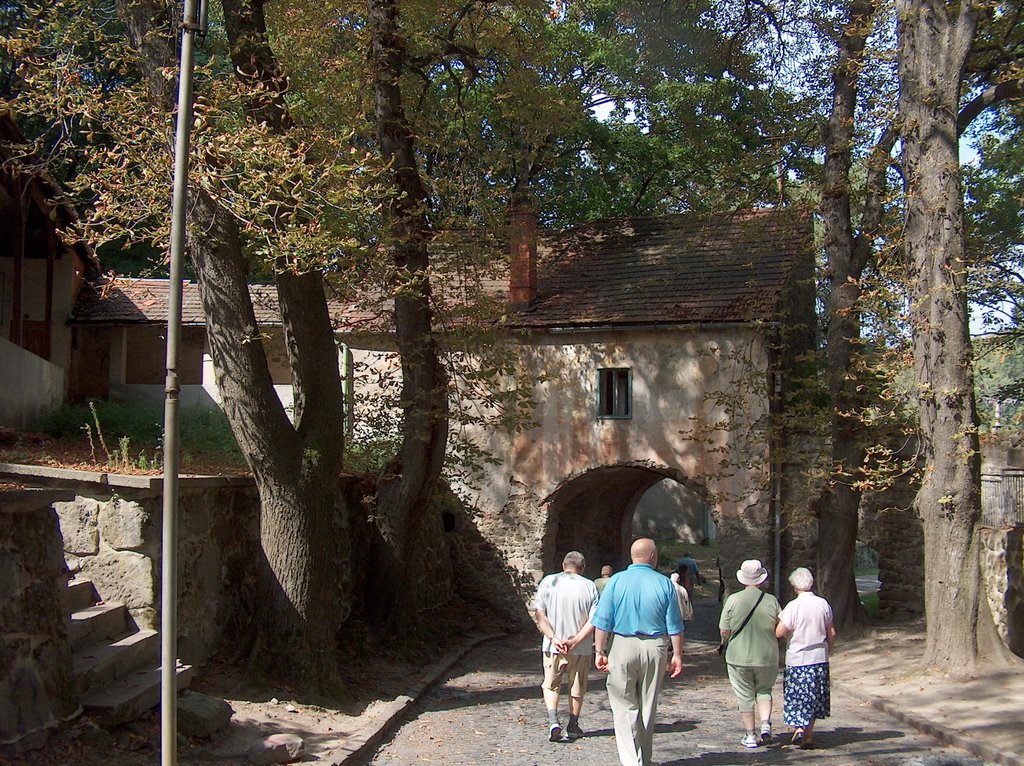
top-left (719, 559), bottom-right (781, 749)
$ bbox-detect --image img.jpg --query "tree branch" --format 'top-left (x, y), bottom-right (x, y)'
top-left (958, 78), bottom-right (1024, 134)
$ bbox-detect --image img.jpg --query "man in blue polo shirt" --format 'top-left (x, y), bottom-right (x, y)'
top-left (593, 538), bottom-right (683, 766)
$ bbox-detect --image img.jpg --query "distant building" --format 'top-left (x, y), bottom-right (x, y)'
top-left (67, 207), bottom-right (815, 597)
top-left (0, 110), bottom-right (98, 428)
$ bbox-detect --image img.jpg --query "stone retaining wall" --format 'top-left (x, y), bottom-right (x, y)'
top-left (2, 465), bottom-right (264, 668)
top-left (859, 484), bottom-right (925, 619)
top-left (980, 526), bottom-right (1024, 658)
top-left (0, 489), bottom-right (79, 754)
top-left (52, 477), bottom-right (263, 666)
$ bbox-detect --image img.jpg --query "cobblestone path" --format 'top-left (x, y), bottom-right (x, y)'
top-left (360, 599), bottom-right (989, 766)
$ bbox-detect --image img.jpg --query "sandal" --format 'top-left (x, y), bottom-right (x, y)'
top-left (791, 728), bottom-right (804, 747)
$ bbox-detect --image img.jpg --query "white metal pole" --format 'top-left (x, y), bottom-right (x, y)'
top-left (162, 1), bottom-right (202, 764)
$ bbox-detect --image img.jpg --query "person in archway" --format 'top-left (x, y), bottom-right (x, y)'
top-left (592, 538), bottom-right (684, 766)
top-left (674, 560), bottom-right (695, 601)
top-left (534, 550), bottom-right (600, 742)
top-left (678, 551), bottom-right (702, 586)
top-left (594, 564), bottom-right (614, 596)
top-left (670, 571), bottom-right (694, 623)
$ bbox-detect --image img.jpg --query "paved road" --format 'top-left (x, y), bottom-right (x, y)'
top-left (856, 576), bottom-right (881, 595)
top-left (360, 601), bottom-right (986, 766)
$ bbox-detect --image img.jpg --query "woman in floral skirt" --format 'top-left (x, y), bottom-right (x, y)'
top-left (775, 568), bottom-right (837, 749)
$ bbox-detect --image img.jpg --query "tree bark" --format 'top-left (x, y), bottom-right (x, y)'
top-left (817, 0), bottom-right (901, 633)
top-left (116, 0), bottom-right (348, 682)
top-left (817, 0), bottom-right (876, 632)
top-left (896, 0), bottom-right (983, 667)
top-left (368, 0), bottom-right (450, 629)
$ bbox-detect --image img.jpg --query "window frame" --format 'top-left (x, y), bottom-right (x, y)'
top-left (597, 367), bottom-right (632, 420)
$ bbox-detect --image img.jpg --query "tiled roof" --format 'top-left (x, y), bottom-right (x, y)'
top-left (70, 277), bottom-right (382, 330)
top-left (69, 208), bottom-right (811, 331)
top-left (72, 279), bottom-right (242, 325)
top-left (510, 208), bottom-right (812, 328)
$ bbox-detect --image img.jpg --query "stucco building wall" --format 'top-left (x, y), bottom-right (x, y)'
top-left (452, 325), bottom-right (774, 590)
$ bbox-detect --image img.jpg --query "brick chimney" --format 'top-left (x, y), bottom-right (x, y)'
top-left (509, 203), bottom-right (537, 309)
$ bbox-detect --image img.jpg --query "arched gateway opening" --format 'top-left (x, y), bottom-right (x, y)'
top-left (544, 464), bottom-right (708, 574)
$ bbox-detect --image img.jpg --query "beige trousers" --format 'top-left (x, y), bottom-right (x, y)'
top-left (605, 635), bottom-right (668, 766)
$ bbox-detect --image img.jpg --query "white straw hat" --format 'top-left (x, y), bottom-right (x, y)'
top-left (737, 559), bottom-right (768, 586)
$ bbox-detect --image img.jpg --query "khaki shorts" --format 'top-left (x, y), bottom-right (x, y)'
top-left (726, 663), bottom-right (778, 711)
top-left (542, 652), bottom-right (591, 697)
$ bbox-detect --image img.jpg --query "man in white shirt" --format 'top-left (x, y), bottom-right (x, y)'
top-left (534, 551), bottom-right (599, 742)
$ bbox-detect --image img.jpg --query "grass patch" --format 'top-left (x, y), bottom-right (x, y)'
top-left (860, 591), bottom-right (880, 618)
top-left (30, 400), bottom-right (243, 471)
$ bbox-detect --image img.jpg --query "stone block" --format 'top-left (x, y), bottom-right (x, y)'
top-left (0, 635), bottom-right (77, 744)
top-left (100, 497), bottom-right (155, 552)
top-left (54, 496), bottom-right (100, 556)
top-left (78, 549), bottom-right (157, 628)
top-left (249, 733), bottom-right (305, 764)
top-left (177, 690), bottom-right (233, 738)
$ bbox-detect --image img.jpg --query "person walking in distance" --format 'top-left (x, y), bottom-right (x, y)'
top-left (594, 565), bottom-right (614, 596)
top-left (534, 551), bottom-right (600, 742)
top-left (593, 538), bottom-right (684, 766)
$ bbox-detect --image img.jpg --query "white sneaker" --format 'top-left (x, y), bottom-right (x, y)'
top-left (742, 733), bottom-right (759, 748)
top-left (760, 723), bottom-right (772, 744)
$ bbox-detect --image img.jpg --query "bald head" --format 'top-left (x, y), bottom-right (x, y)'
top-left (630, 538), bottom-right (658, 564)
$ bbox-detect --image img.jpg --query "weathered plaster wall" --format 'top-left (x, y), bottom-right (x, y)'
top-left (0, 490), bottom-right (79, 754)
top-left (456, 326), bottom-right (775, 594)
top-left (631, 478), bottom-right (710, 544)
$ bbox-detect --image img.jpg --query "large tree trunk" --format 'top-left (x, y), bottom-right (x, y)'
top-left (368, 0), bottom-right (450, 629)
top-left (117, 0), bottom-right (348, 682)
top-left (817, 0), bottom-right (893, 632)
top-left (896, 0), bottom-right (983, 668)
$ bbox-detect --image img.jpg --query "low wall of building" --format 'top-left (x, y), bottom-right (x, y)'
top-left (0, 489), bottom-right (79, 755)
top-left (0, 337), bottom-right (64, 430)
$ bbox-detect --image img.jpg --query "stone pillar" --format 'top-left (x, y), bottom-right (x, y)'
top-left (979, 527), bottom-right (1024, 658)
top-left (860, 487), bottom-right (924, 618)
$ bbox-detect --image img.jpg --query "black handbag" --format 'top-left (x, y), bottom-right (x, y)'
top-left (719, 591), bottom-right (765, 663)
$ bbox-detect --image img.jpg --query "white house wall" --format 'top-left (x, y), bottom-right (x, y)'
top-left (0, 335), bottom-right (64, 428)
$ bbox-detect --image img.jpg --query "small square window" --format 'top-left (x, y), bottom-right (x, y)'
top-left (598, 367), bottom-right (632, 419)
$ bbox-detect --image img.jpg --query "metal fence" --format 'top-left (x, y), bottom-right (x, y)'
top-left (981, 469), bottom-right (1024, 527)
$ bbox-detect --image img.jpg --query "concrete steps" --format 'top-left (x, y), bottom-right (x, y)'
top-left (72, 628), bottom-right (160, 694)
top-left (67, 577), bottom-right (192, 726)
top-left (81, 664), bottom-right (194, 726)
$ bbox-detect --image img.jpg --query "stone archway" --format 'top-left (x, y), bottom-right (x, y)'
top-left (542, 463), bottom-right (707, 575)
